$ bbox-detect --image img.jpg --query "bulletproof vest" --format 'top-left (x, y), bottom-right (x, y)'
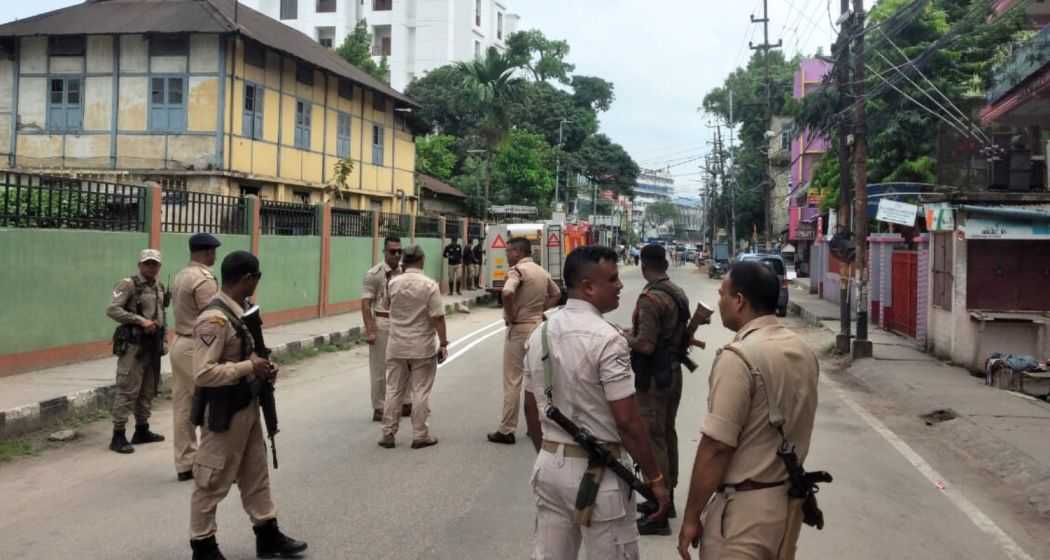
top-left (191, 299), bottom-right (256, 433)
top-left (203, 299), bottom-right (255, 360)
top-left (631, 279), bottom-right (690, 391)
top-left (126, 275), bottom-right (163, 321)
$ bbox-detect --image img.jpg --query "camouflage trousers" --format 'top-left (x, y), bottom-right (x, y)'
top-left (111, 344), bottom-right (159, 430)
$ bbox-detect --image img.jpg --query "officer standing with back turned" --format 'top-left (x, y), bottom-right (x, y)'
top-left (107, 249), bottom-right (168, 454)
top-left (623, 244), bottom-right (690, 536)
top-left (189, 251), bottom-right (306, 560)
top-left (170, 233), bottom-right (221, 481)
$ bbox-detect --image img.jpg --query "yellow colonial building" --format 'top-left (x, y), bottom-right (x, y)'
top-left (0, 0), bottom-right (419, 213)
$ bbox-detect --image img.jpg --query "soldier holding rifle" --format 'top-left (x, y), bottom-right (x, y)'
top-left (522, 245), bottom-right (670, 560)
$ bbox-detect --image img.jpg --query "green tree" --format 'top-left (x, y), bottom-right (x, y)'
top-left (404, 66), bottom-right (483, 139)
top-left (570, 75), bottom-right (615, 112)
top-left (644, 201), bottom-right (679, 232)
top-left (415, 134), bottom-right (458, 180)
top-left (507, 82), bottom-right (599, 152)
top-left (335, 20), bottom-right (390, 83)
top-left (456, 46), bottom-right (524, 149)
top-left (490, 129), bottom-right (556, 209)
top-left (573, 134), bottom-right (640, 198)
top-left (506, 30), bottom-right (575, 84)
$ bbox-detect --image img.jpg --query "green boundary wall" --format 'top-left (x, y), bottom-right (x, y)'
top-left (255, 235), bottom-right (322, 313)
top-left (0, 229), bottom-right (149, 354)
top-left (159, 234), bottom-right (252, 284)
top-left (329, 237), bottom-right (374, 304)
top-left (417, 238), bottom-right (443, 283)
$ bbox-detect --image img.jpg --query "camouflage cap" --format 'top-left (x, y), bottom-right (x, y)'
top-left (139, 249), bottom-right (162, 264)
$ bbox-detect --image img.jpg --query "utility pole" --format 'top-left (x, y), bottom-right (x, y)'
top-left (852, 0), bottom-right (873, 359)
top-left (835, 0), bottom-right (853, 355)
top-left (727, 91), bottom-right (738, 256)
top-left (750, 0), bottom-right (782, 251)
top-left (554, 118), bottom-right (567, 212)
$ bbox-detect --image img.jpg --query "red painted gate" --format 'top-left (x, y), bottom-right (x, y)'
top-left (889, 251), bottom-right (918, 338)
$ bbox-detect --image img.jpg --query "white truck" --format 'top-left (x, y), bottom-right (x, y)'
top-left (482, 222), bottom-right (565, 295)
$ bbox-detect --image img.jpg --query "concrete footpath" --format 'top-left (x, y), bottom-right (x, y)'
top-left (788, 283), bottom-right (1050, 516)
top-left (0, 291), bottom-right (494, 441)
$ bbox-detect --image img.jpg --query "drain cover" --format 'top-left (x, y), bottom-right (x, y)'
top-left (921, 409), bottom-right (958, 426)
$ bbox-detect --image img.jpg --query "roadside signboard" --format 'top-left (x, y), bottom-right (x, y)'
top-left (876, 199), bottom-right (918, 227)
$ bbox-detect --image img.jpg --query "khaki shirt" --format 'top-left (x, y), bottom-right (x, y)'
top-left (172, 262), bottom-right (218, 336)
top-left (702, 315), bottom-right (819, 484)
top-left (524, 299), bottom-right (636, 445)
top-left (386, 268), bottom-right (444, 360)
top-left (631, 276), bottom-right (685, 348)
top-left (192, 292), bottom-right (254, 388)
top-left (503, 257), bottom-right (560, 325)
top-left (107, 273), bottom-right (166, 327)
top-left (362, 262), bottom-right (398, 314)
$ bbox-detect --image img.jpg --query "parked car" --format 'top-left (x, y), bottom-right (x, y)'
top-left (737, 253), bottom-right (789, 317)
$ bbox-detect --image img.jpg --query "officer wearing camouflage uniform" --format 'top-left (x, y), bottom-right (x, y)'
top-left (106, 248), bottom-right (168, 454)
top-left (170, 233), bottom-right (221, 481)
top-left (189, 251), bottom-right (306, 560)
top-left (624, 244), bottom-right (690, 536)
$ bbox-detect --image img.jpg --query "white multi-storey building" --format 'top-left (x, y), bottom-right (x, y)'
top-left (244, 0), bottom-right (519, 92)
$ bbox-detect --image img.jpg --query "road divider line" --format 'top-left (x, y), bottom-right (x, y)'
top-left (448, 320), bottom-right (505, 350)
top-left (440, 327), bottom-right (507, 369)
top-left (829, 380), bottom-right (1034, 560)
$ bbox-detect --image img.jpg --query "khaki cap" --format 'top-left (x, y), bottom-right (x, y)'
top-left (139, 249), bottom-right (162, 264)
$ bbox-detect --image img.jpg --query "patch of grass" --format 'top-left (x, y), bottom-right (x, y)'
top-left (0, 438), bottom-right (37, 463)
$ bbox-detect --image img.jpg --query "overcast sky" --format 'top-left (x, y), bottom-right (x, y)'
top-left (2, 0), bottom-right (865, 196)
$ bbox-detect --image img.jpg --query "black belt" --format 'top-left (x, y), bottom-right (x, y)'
top-left (719, 480), bottom-right (786, 493)
top-left (374, 311), bottom-right (390, 318)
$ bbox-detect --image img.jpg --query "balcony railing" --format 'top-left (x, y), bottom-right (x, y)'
top-left (987, 25), bottom-right (1050, 104)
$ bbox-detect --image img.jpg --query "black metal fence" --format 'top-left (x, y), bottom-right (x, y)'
top-left (416, 215), bottom-right (442, 238)
top-left (378, 212), bottom-right (410, 236)
top-left (331, 208), bottom-right (373, 237)
top-left (468, 222), bottom-right (483, 242)
top-left (0, 172), bottom-right (146, 231)
top-left (260, 200), bottom-right (318, 236)
top-left (445, 219), bottom-right (462, 241)
top-left (162, 189), bottom-right (248, 234)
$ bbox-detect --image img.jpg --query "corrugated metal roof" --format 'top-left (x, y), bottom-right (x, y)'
top-left (0, 0), bottom-right (417, 107)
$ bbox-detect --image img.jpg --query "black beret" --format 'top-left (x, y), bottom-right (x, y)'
top-left (221, 251), bottom-right (260, 280)
top-left (189, 233), bottom-right (221, 251)
top-left (640, 244), bottom-right (666, 261)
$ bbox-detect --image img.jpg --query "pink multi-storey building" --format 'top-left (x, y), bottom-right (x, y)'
top-left (787, 59), bottom-right (832, 262)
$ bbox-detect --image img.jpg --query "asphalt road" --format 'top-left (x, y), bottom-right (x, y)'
top-left (0, 265), bottom-right (1045, 559)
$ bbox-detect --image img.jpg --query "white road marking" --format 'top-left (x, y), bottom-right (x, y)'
top-left (448, 320), bottom-right (505, 350)
top-left (440, 327), bottom-right (507, 369)
top-left (830, 380), bottom-right (1035, 560)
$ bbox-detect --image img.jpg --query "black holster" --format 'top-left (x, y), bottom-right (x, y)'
top-left (191, 379), bottom-right (255, 433)
top-left (112, 324), bottom-right (140, 356)
top-left (631, 350), bottom-right (674, 391)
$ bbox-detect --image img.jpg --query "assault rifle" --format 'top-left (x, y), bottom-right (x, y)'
top-left (243, 304), bottom-right (280, 470)
top-left (545, 405), bottom-right (656, 504)
top-left (778, 441), bottom-right (832, 529)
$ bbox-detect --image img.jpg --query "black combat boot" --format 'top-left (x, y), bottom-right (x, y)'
top-left (637, 513), bottom-right (672, 536)
top-left (131, 423), bottom-right (165, 444)
top-left (190, 536), bottom-right (226, 560)
top-left (254, 519), bottom-right (308, 558)
top-left (109, 429), bottom-right (134, 454)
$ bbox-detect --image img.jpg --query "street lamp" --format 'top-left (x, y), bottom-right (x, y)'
top-left (467, 148), bottom-right (489, 220)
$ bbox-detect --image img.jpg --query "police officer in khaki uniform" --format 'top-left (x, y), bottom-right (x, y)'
top-left (189, 251), bottom-right (306, 560)
top-left (623, 244), bottom-right (690, 536)
top-left (170, 233), bottom-right (221, 481)
top-left (522, 245), bottom-right (670, 560)
top-left (362, 235), bottom-right (411, 422)
top-left (378, 245), bottom-right (448, 449)
top-left (106, 249), bottom-right (168, 454)
top-left (677, 261), bottom-right (819, 560)
top-left (487, 237), bottom-right (561, 445)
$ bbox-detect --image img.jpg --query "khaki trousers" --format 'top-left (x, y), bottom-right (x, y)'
top-left (636, 367), bottom-right (683, 488)
top-left (449, 264), bottom-right (462, 291)
top-left (171, 335), bottom-right (199, 473)
top-left (382, 357), bottom-right (437, 440)
top-left (111, 344), bottom-right (158, 430)
top-left (368, 319), bottom-right (391, 411)
top-left (467, 264), bottom-right (480, 289)
top-left (499, 322), bottom-right (540, 435)
top-left (699, 486), bottom-right (791, 560)
top-left (190, 403), bottom-right (277, 540)
top-left (531, 446), bottom-right (639, 560)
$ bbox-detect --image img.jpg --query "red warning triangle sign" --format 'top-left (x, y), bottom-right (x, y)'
top-left (547, 232), bottom-right (561, 247)
top-left (491, 234), bottom-right (506, 249)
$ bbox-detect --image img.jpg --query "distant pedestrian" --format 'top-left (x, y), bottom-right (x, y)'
top-left (444, 237), bottom-right (464, 295)
top-left (462, 237), bottom-right (478, 291)
top-left (170, 233), bottom-right (221, 480)
top-left (677, 261), bottom-right (820, 559)
top-left (472, 240), bottom-right (485, 287)
top-left (106, 249), bottom-right (168, 454)
top-left (378, 245), bottom-right (448, 450)
top-left (188, 251), bottom-right (306, 560)
top-left (487, 237), bottom-right (561, 445)
top-left (362, 236), bottom-right (411, 422)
